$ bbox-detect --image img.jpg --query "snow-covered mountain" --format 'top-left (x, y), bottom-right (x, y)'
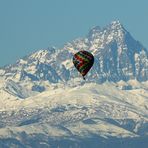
top-left (1, 21), bottom-right (148, 85)
top-left (0, 20), bottom-right (148, 147)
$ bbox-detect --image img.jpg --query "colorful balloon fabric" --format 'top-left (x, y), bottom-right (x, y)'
top-left (73, 50), bottom-right (94, 79)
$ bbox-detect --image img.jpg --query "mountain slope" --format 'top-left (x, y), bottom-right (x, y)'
top-left (0, 82), bottom-right (148, 147)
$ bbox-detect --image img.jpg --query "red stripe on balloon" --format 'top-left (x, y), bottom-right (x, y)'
top-left (74, 54), bottom-right (85, 68)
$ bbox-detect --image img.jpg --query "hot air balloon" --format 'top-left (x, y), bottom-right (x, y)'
top-left (73, 50), bottom-right (94, 80)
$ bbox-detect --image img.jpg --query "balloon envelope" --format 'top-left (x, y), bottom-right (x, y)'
top-left (73, 50), bottom-right (94, 79)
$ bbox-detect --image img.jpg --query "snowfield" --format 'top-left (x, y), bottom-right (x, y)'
top-left (0, 82), bottom-right (148, 147)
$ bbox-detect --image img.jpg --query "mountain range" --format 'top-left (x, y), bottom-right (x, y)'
top-left (0, 20), bottom-right (148, 148)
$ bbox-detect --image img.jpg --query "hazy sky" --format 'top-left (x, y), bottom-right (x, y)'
top-left (0, 0), bottom-right (148, 66)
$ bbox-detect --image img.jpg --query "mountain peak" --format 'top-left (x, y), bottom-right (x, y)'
top-left (109, 20), bottom-right (125, 31)
top-left (111, 20), bottom-right (121, 25)
top-left (22, 47), bottom-right (56, 63)
top-left (88, 20), bottom-right (126, 41)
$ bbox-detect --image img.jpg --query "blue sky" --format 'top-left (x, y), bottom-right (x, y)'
top-left (0, 0), bottom-right (148, 66)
